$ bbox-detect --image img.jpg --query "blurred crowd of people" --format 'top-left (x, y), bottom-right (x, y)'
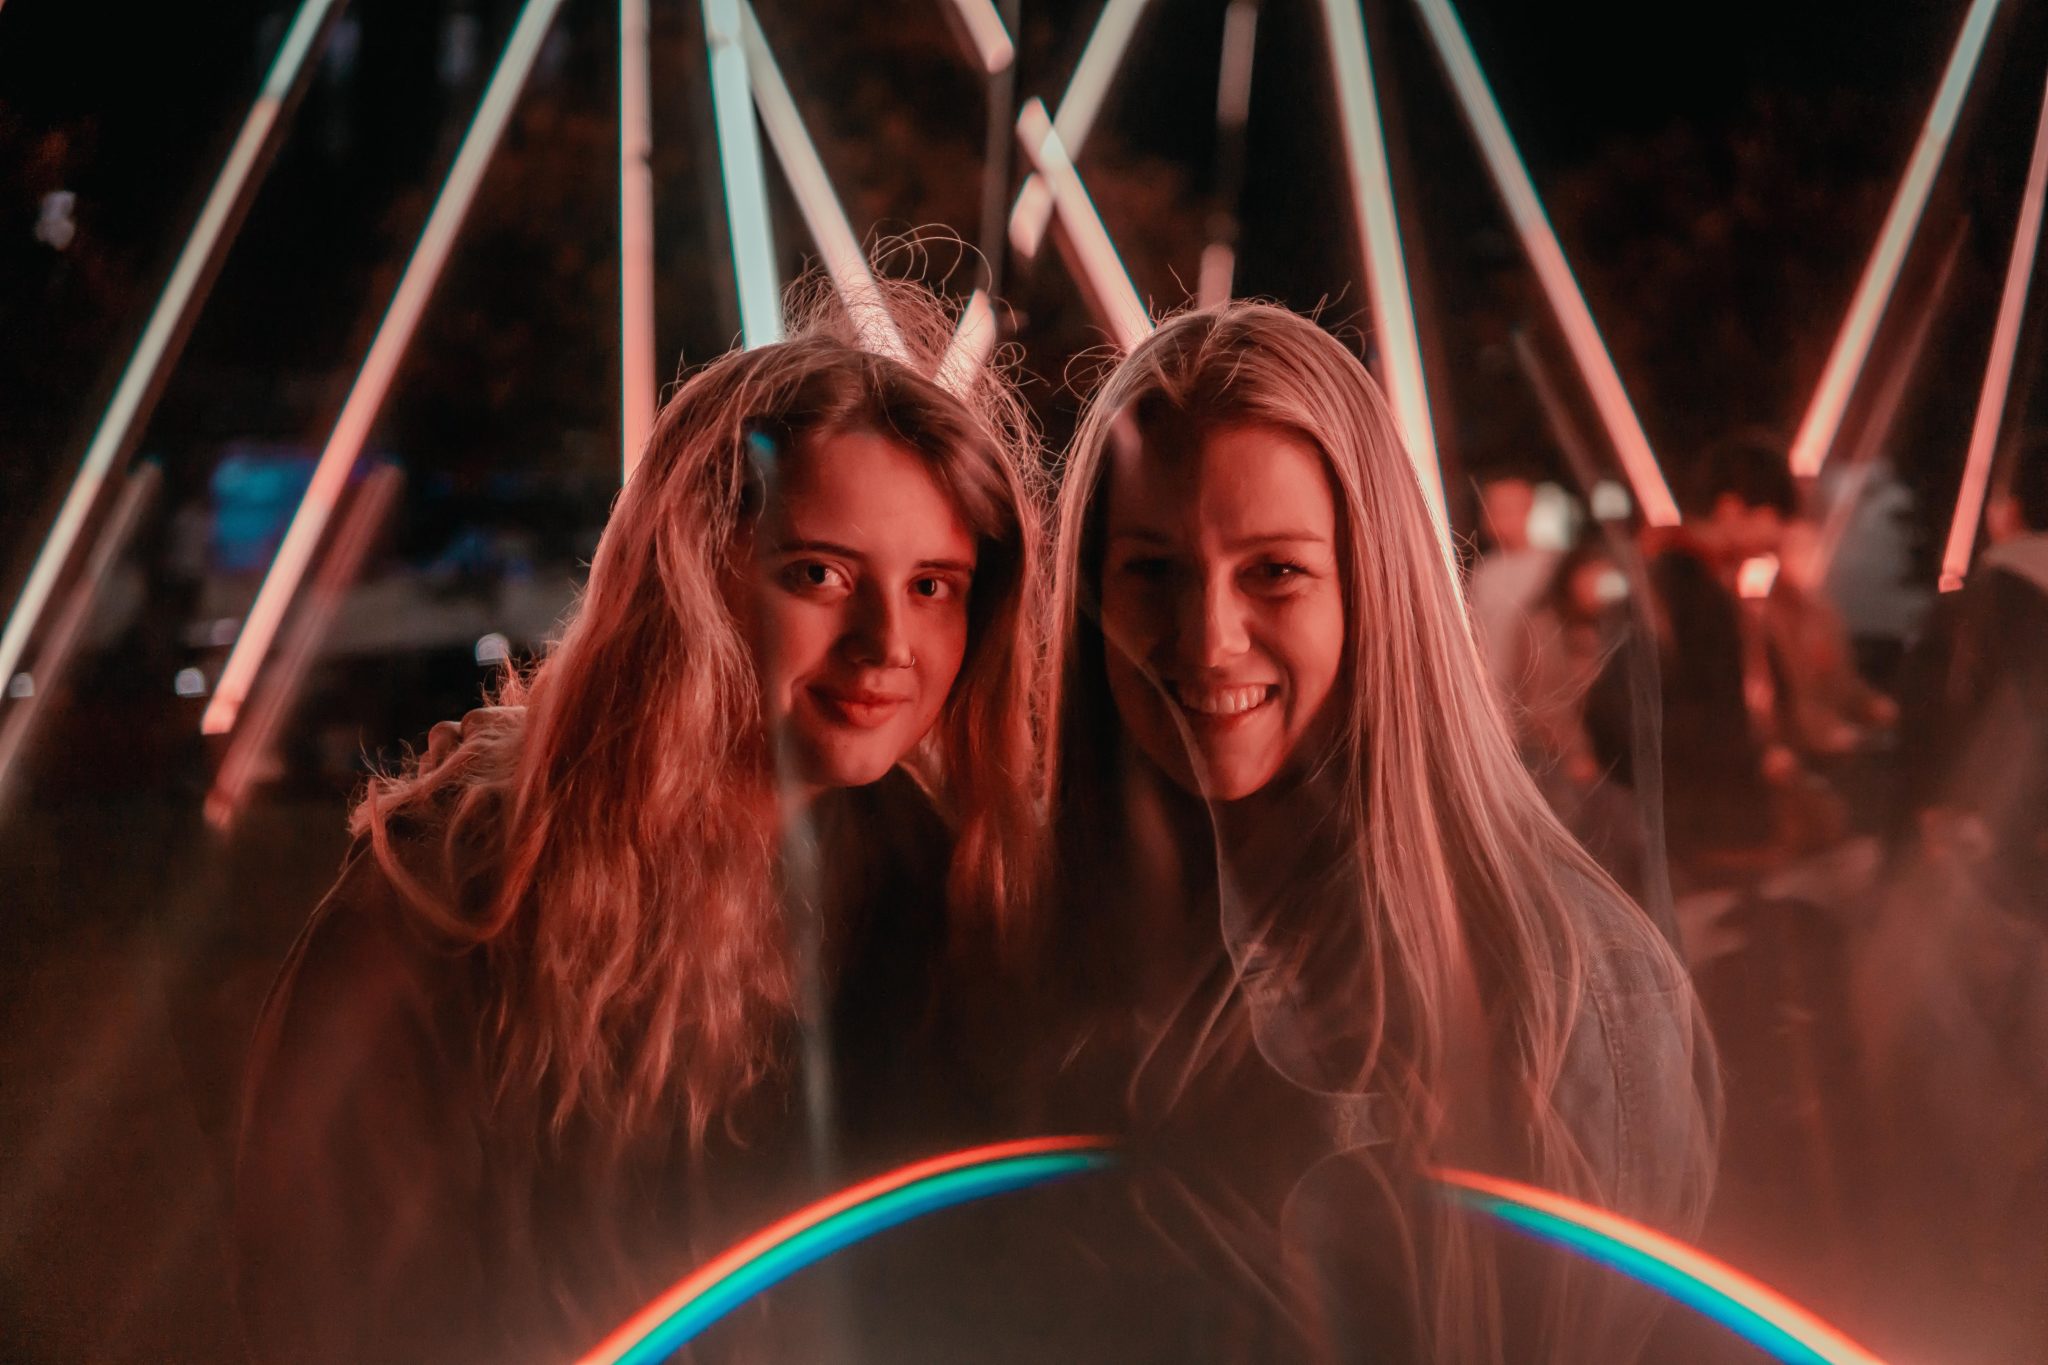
top-left (1467, 440), bottom-right (2048, 1361)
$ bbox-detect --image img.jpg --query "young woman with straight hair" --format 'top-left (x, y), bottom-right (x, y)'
top-left (1037, 301), bottom-right (1718, 1363)
top-left (233, 278), bottom-right (1044, 1365)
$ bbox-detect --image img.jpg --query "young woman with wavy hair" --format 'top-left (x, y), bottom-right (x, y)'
top-left (233, 281), bottom-right (1043, 1365)
top-left (1036, 302), bottom-right (1718, 1363)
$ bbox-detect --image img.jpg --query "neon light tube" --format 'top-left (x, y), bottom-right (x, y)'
top-left (0, 0), bottom-right (340, 708)
top-left (1009, 0), bottom-right (1151, 260)
top-left (944, 0), bottom-right (1015, 75)
top-left (0, 467), bottom-right (160, 811)
top-left (738, 0), bottom-right (906, 361)
top-left (936, 289), bottom-right (997, 396)
top-left (1196, 242), bottom-right (1235, 309)
top-left (1812, 226), bottom-right (1964, 584)
top-left (620, 0), bottom-right (658, 479)
top-left (206, 465), bottom-right (401, 831)
top-left (1197, 0), bottom-right (1257, 311)
top-left (1410, 0), bottom-right (1679, 527)
top-left (204, 0), bottom-right (572, 737)
top-left (1941, 69), bottom-right (2048, 591)
top-left (1789, 0), bottom-right (2002, 478)
top-left (703, 0), bottom-right (782, 349)
top-left (576, 1137), bottom-right (1115, 1365)
top-left (1015, 98), bottom-right (1150, 351)
top-left (1437, 1169), bottom-right (1889, 1365)
top-left (1318, 0), bottom-right (1448, 548)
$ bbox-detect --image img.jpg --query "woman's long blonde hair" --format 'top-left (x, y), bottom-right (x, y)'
top-left (352, 279), bottom-right (1043, 1153)
top-left (1045, 302), bottom-right (1711, 1358)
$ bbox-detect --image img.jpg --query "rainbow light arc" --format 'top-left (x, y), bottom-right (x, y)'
top-left (1435, 1168), bottom-right (1891, 1365)
top-left (574, 1136), bottom-right (1115, 1365)
top-left (572, 1139), bottom-right (1891, 1365)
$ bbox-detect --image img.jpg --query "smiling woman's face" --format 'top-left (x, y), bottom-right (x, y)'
top-left (1098, 422), bottom-right (1346, 802)
top-left (742, 429), bottom-right (977, 797)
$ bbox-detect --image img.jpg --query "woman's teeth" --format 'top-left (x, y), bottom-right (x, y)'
top-left (1169, 683), bottom-right (1273, 716)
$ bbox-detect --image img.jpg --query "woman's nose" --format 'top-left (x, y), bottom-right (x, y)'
top-left (846, 584), bottom-right (915, 668)
top-left (1177, 577), bottom-right (1251, 668)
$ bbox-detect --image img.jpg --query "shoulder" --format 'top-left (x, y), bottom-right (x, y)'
top-left (243, 834), bottom-right (488, 1134)
top-left (1550, 863), bottom-right (1720, 1232)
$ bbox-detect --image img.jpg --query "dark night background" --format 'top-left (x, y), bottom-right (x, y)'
top-left (5, 2), bottom-right (2048, 1361)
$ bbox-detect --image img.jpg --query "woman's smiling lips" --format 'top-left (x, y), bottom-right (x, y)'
top-left (1165, 679), bottom-right (1279, 728)
top-left (806, 683), bottom-right (914, 729)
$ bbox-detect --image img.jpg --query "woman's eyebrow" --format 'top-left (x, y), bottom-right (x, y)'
top-left (1223, 531), bottom-right (1329, 550)
top-left (915, 557), bottom-right (976, 574)
top-left (772, 537), bottom-right (866, 559)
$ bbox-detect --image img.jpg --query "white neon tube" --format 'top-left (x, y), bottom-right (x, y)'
top-left (0, 0), bottom-right (340, 709)
top-left (1009, 0), bottom-right (1151, 260)
top-left (207, 466), bottom-right (401, 830)
top-left (1941, 66), bottom-right (2048, 592)
top-left (1015, 98), bottom-right (1150, 351)
top-left (205, 0), bottom-right (571, 736)
top-left (703, 0), bottom-right (783, 349)
top-left (937, 289), bottom-right (998, 397)
top-left (0, 467), bottom-right (160, 809)
top-left (1790, 0), bottom-right (2003, 478)
top-left (739, 1), bottom-right (906, 361)
top-left (620, 0), bottom-right (658, 479)
top-left (945, 0), bottom-right (1015, 75)
top-left (1411, 0), bottom-right (1680, 527)
top-left (1318, 0), bottom-right (1447, 547)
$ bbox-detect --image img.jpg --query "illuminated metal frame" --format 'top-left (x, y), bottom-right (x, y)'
top-left (944, 0), bottom-right (1015, 76)
top-left (620, 0), bottom-right (658, 477)
top-left (1789, 0), bottom-right (2004, 478)
top-left (205, 465), bottom-right (402, 830)
top-left (204, 0), bottom-right (573, 736)
top-left (937, 289), bottom-right (998, 396)
top-left (1009, 0), bottom-right (1151, 261)
top-left (1410, 0), bottom-right (1680, 526)
top-left (0, 467), bottom-right (162, 810)
top-left (738, 0), bottom-right (907, 360)
top-left (1318, 0), bottom-right (1448, 545)
top-left (1015, 99), bottom-right (1150, 350)
top-left (703, 0), bottom-right (783, 349)
top-left (0, 0), bottom-right (342, 709)
top-left (1941, 63), bottom-right (2048, 591)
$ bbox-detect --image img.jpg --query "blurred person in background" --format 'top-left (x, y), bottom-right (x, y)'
top-left (1587, 434), bottom-right (1815, 882)
top-left (1036, 303), bottom-right (1717, 1364)
top-left (1895, 439), bottom-right (2048, 908)
top-left (1500, 541), bottom-right (1649, 898)
top-left (1848, 443), bottom-right (2048, 1365)
top-left (1762, 518), bottom-right (1899, 833)
top-left (1466, 464), bottom-right (1562, 684)
top-left (232, 281), bottom-right (1045, 1365)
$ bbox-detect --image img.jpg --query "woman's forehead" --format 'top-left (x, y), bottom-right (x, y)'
top-left (1105, 421), bottom-right (1337, 543)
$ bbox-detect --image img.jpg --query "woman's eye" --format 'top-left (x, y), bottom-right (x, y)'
top-left (1245, 561), bottom-right (1309, 591)
top-left (911, 575), bottom-right (961, 601)
top-left (783, 561), bottom-right (849, 594)
top-left (1116, 557), bottom-right (1174, 582)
